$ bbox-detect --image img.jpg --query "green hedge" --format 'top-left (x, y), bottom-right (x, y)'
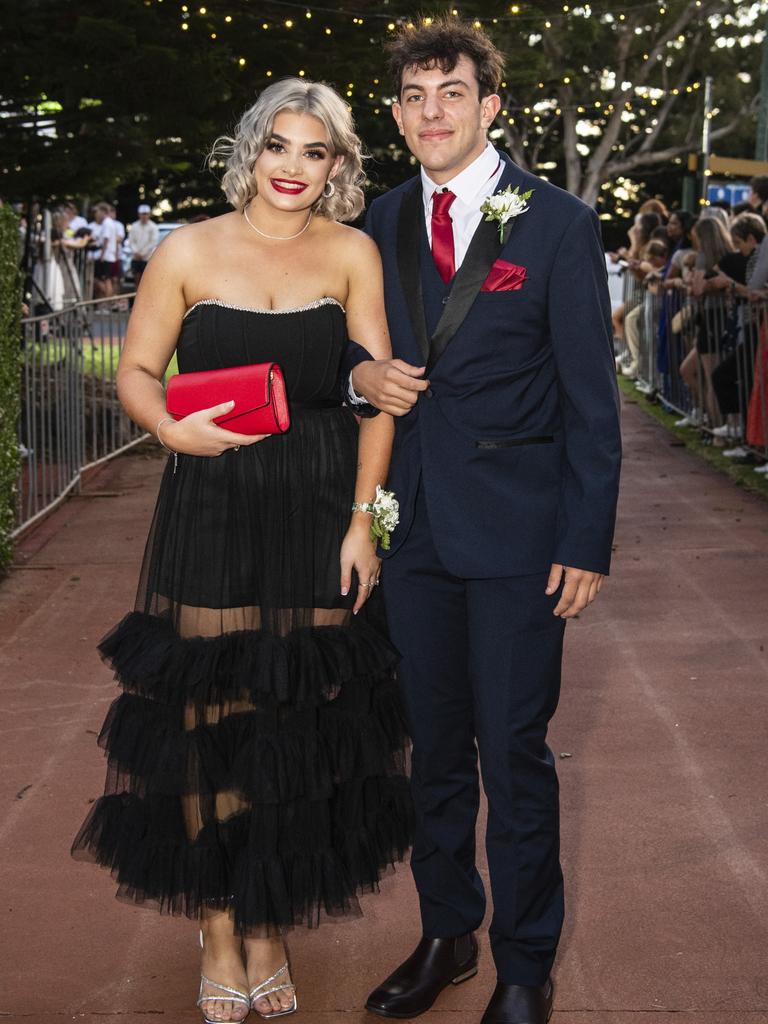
top-left (0, 205), bottom-right (22, 573)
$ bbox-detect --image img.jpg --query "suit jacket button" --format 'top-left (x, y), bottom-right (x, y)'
top-left (426, 387), bottom-right (434, 398)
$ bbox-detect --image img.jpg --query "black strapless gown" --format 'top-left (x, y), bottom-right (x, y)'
top-left (72, 297), bottom-right (412, 935)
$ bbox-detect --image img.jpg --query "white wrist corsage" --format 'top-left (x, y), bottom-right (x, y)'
top-left (480, 185), bottom-right (534, 242)
top-left (353, 485), bottom-right (400, 551)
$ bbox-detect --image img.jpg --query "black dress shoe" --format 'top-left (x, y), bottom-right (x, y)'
top-left (365, 933), bottom-right (479, 1019)
top-left (480, 979), bottom-right (554, 1024)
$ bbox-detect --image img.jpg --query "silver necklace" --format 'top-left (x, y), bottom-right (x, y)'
top-left (243, 201), bottom-right (312, 241)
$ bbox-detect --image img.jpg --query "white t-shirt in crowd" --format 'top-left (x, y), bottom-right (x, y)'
top-left (129, 219), bottom-right (160, 260)
top-left (114, 220), bottom-right (126, 244)
top-left (87, 220), bottom-right (102, 260)
top-left (99, 217), bottom-right (119, 261)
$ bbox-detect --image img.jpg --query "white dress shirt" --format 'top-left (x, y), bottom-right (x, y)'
top-left (421, 142), bottom-right (503, 270)
top-left (99, 217), bottom-right (119, 261)
top-left (129, 218), bottom-right (160, 260)
top-left (349, 144), bottom-right (503, 402)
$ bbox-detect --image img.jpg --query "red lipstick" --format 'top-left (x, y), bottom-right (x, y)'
top-left (270, 178), bottom-right (309, 195)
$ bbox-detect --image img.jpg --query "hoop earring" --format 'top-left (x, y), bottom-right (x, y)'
top-left (323, 179), bottom-right (336, 198)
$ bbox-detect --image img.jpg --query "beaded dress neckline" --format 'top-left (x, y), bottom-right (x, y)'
top-left (182, 296), bottom-right (345, 320)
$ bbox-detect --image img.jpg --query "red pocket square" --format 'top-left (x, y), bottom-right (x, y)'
top-left (481, 259), bottom-right (527, 292)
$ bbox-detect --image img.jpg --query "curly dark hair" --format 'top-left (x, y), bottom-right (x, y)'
top-left (385, 15), bottom-right (505, 99)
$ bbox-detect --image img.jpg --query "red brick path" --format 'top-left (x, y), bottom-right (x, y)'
top-left (1, 395), bottom-right (767, 1023)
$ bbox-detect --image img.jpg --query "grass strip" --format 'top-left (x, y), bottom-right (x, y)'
top-left (617, 375), bottom-right (768, 503)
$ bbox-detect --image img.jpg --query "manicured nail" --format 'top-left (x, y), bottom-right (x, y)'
top-left (341, 587), bottom-right (348, 596)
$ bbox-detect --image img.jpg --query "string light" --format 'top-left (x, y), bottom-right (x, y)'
top-left (164, 0), bottom-right (732, 131)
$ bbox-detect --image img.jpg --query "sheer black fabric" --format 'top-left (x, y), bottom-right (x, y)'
top-left (72, 298), bottom-right (413, 934)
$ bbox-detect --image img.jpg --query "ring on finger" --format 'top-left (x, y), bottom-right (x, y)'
top-left (233, 445), bottom-right (240, 452)
top-left (359, 582), bottom-right (371, 589)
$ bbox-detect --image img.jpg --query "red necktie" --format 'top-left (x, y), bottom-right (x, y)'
top-left (431, 189), bottom-right (457, 284)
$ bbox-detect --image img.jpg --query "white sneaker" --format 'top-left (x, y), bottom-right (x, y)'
top-left (722, 446), bottom-right (750, 459)
top-left (675, 409), bottom-right (701, 428)
top-left (753, 463), bottom-right (768, 475)
top-left (711, 423), bottom-right (741, 439)
top-left (621, 361), bottom-right (639, 378)
top-left (635, 381), bottom-right (655, 395)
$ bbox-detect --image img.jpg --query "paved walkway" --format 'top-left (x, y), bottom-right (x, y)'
top-left (2, 395), bottom-right (767, 1023)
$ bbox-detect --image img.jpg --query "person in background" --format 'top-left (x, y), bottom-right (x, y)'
top-left (63, 202), bottom-right (89, 235)
top-left (638, 197), bottom-right (669, 222)
top-left (700, 205), bottom-right (731, 234)
top-left (660, 210), bottom-right (696, 292)
top-left (737, 208), bottom-right (768, 465)
top-left (92, 202), bottom-right (118, 301)
top-left (610, 211), bottom-right (662, 355)
top-left (621, 238), bottom-right (669, 379)
top-left (747, 175), bottom-right (768, 211)
top-left (676, 217), bottom-right (735, 428)
top-left (128, 204), bottom-right (160, 287)
top-left (708, 213), bottom-right (760, 445)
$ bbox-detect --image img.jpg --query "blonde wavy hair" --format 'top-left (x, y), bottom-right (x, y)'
top-left (208, 78), bottom-right (366, 222)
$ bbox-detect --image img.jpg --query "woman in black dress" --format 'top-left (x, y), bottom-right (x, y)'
top-left (72, 79), bottom-right (412, 1021)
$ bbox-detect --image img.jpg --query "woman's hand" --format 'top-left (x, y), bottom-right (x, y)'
top-left (161, 400), bottom-right (267, 457)
top-left (340, 519), bottom-right (381, 614)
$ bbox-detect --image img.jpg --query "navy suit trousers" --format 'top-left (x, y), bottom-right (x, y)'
top-left (382, 483), bottom-right (566, 986)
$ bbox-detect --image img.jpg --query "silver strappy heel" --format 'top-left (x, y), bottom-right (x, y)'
top-left (249, 962), bottom-right (297, 1019)
top-left (197, 930), bottom-right (250, 1024)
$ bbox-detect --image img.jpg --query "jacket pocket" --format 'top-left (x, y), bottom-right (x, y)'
top-left (475, 435), bottom-right (555, 449)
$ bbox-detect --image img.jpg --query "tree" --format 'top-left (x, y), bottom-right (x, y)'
top-left (0, 0), bottom-right (763, 215)
top-left (489, 0), bottom-right (762, 206)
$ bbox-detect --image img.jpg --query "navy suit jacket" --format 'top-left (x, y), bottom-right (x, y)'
top-left (345, 150), bottom-right (621, 578)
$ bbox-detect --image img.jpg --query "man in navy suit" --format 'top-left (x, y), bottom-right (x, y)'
top-left (346, 19), bottom-right (621, 1024)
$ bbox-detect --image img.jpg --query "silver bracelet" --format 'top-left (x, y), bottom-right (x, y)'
top-left (352, 501), bottom-right (375, 515)
top-left (156, 416), bottom-right (179, 474)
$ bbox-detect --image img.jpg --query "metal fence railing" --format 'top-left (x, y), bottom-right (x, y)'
top-left (13, 294), bottom-right (148, 538)
top-left (613, 271), bottom-right (768, 463)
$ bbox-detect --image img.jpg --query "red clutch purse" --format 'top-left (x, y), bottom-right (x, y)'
top-left (166, 362), bottom-right (291, 435)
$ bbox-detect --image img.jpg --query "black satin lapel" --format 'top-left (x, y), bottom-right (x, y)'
top-left (426, 213), bottom-right (502, 373)
top-left (426, 154), bottom-right (526, 374)
top-left (397, 183), bottom-right (430, 363)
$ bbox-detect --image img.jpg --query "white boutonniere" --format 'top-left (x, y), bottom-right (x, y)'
top-left (480, 185), bottom-right (534, 242)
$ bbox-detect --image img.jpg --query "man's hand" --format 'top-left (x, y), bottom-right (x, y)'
top-left (546, 564), bottom-right (604, 618)
top-left (351, 359), bottom-right (429, 416)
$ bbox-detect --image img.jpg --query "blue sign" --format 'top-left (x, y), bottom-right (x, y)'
top-left (707, 182), bottom-right (751, 206)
